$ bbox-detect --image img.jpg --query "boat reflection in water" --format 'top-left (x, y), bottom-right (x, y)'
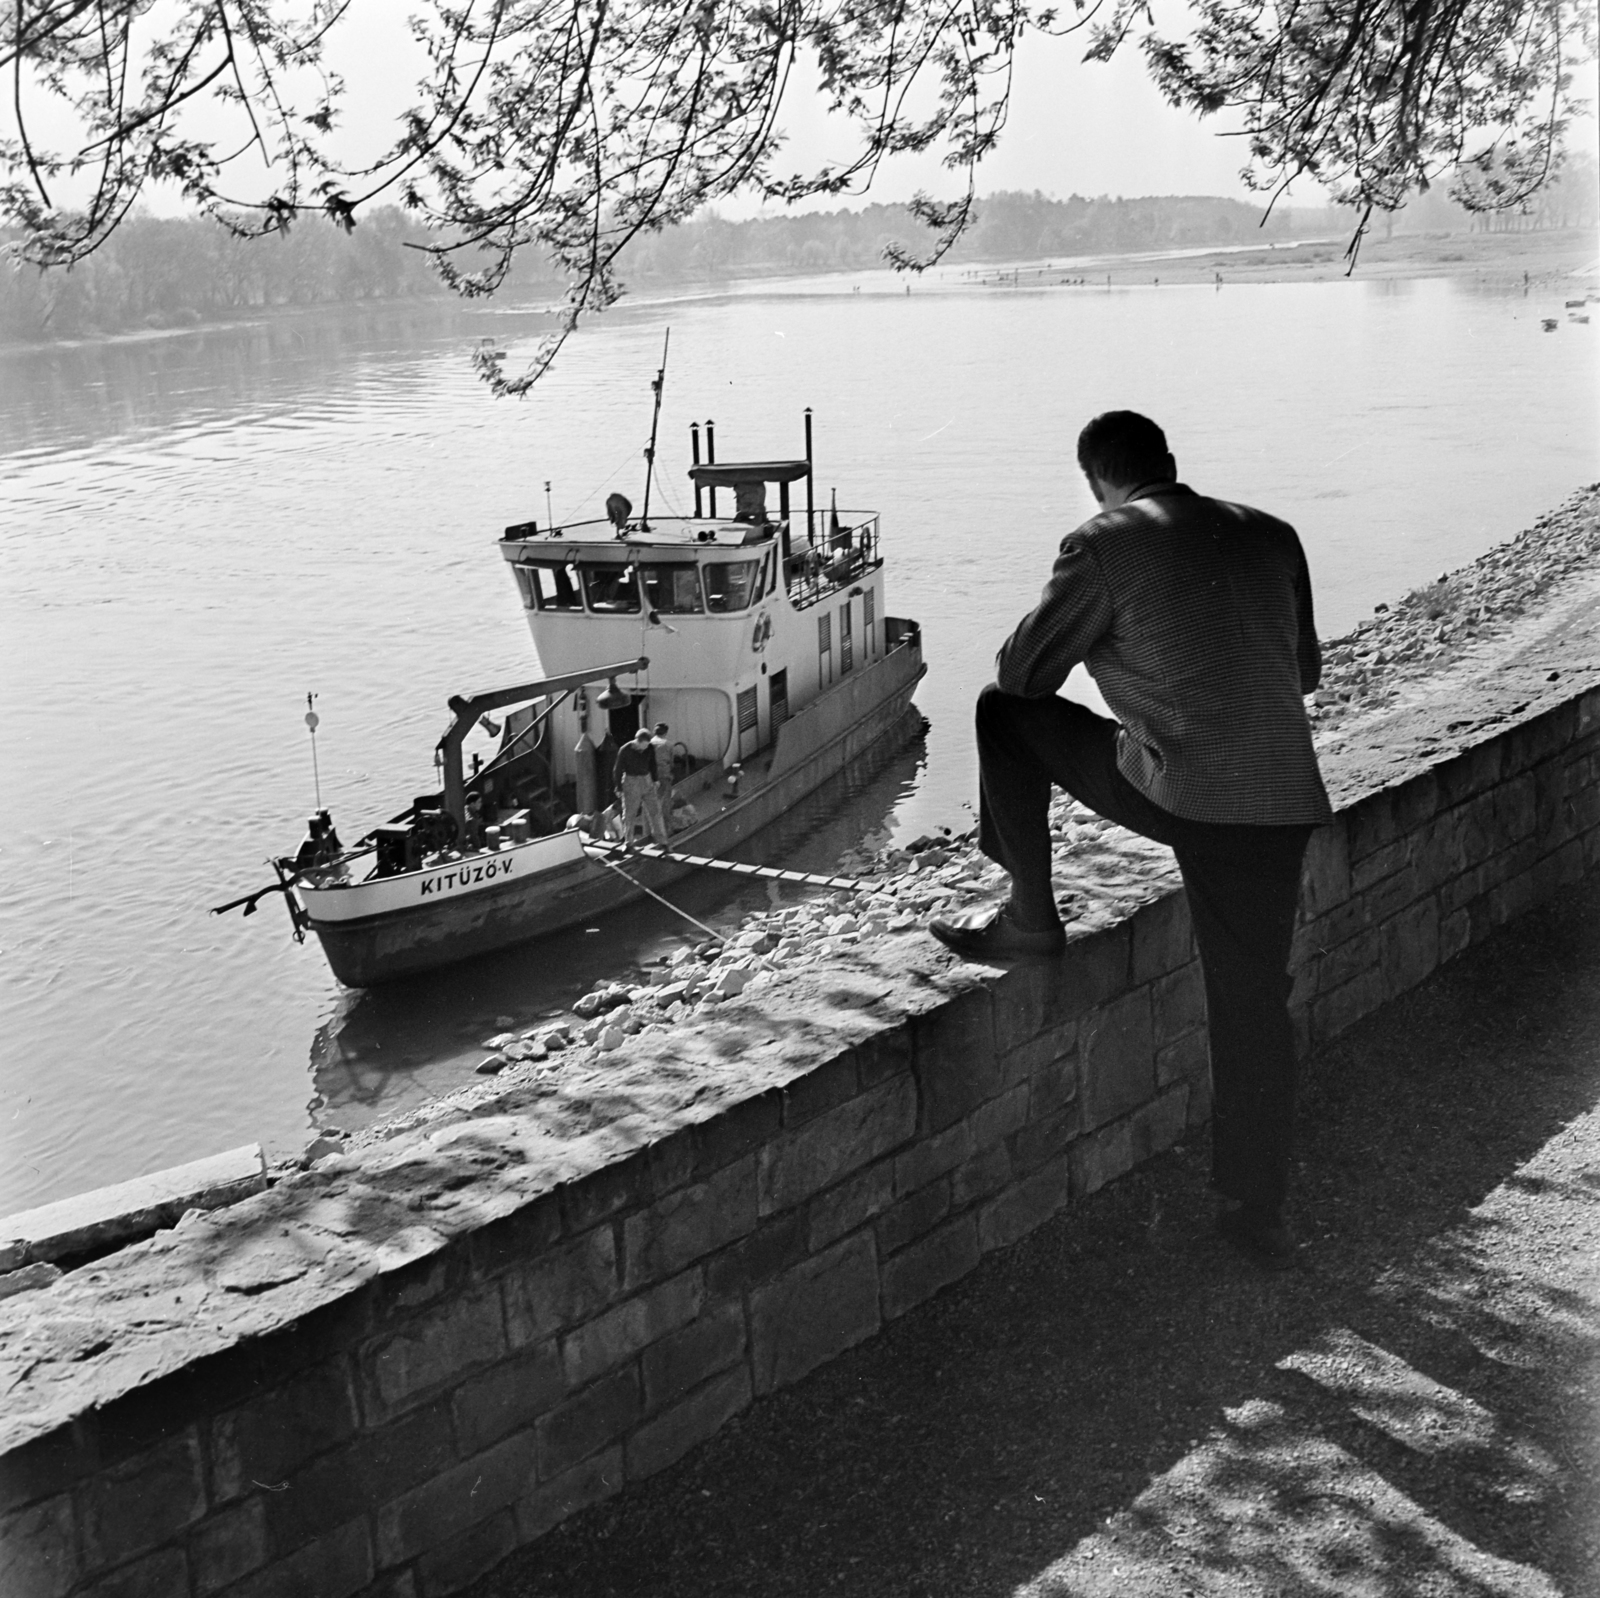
top-left (306, 737), bottom-right (927, 1132)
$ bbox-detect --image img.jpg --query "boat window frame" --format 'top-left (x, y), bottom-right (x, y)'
top-left (638, 560), bottom-right (706, 616)
top-left (703, 557), bottom-right (764, 614)
top-left (580, 561), bottom-right (645, 615)
top-left (517, 559), bottom-right (585, 613)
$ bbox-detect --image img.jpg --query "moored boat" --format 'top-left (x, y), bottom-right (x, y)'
top-left (230, 408), bottom-right (927, 986)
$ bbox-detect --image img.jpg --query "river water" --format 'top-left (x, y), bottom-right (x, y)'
top-left (1, 269), bottom-right (1595, 1215)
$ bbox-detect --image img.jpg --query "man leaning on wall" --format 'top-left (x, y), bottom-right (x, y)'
top-left (930, 411), bottom-right (1331, 1268)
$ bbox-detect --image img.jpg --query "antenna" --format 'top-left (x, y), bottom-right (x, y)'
top-left (304, 692), bottom-right (322, 810)
top-left (639, 328), bottom-right (670, 532)
top-left (544, 480), bottom-right (554, 531)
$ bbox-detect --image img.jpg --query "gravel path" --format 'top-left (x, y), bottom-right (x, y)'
top-left (466, 860), bottom-right (1600, 1598)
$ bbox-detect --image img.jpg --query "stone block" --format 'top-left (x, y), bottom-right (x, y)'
top-left (643, 1129), bottom-right (696, 1199)
top-left (1362, 862), bottom-right (1423, 927)
top-left (625, 1367), bottom-right (753, 1482)
top-left (1306, 930), bottom-right (1378, 997)
top-left (1186, 1069), bottom-right (1214, 1129)
top-left (1378, 894), bottom-right (1440, 997)
top-left (1410, 808), bottom-right (1465, 892)
top-left (691, 1090), bottom-right (781, 1178)
top-left (79, 1428), bottom-right (205, 1576)
top-left (780, 1053), bottom-right (860, 1126)
top-left (876, 1181), bottom-right (951, 1257)
top-left (262, 1398), bottom-right (455, 1558)
top-left (805, 1158), bottom-right (895, 1252)
top-left (1129, 890), bottom-right (1193, 984)
top-left (1150, 962), bottom-right (1205, 1048)
top-left (1350, 834), bottom-right (1409, 894)
top-left (415, 1509), bottom-right (517, 1598)
top-left (1488, 867), bottom-right (1539, 928)
top-left (514, 1446), bottom-right (623, 1543)
top-left (1025, 1041), bottom-right (1080, 1122)
top-left (1438, 906), bottom-right (1472, 965)
top-left (970, 1085), bottom-right (1029, 1149)
top-left (78, 1547), bottom-right (189, 1598)
top-left (0, 1493), bottom-right (77, 1598)
top-left (892, 1120), bottom-right (973, 1195)
top-left (1078, 988), bottom-right (1155, 1132)
top-left (375, 1430), bottom-right (537, 1569)
top-left (1345, 790), bottom-right (1397, 863)
top-left (560, 1153), bottom-right (650, 1235)
top-left (451, 1343), bottom-right (564, 1457)
top-left (362, 1285), bottom-right (506, 1422)
top-left (749, 1235), bottom-right (880, 1395)
top-left (991, 959), bottom-right (1081, 1055)
top-left (1492, 773), bottom-right (1537, 847)
top-left (1392, 769), bottom-right (1440, 834)
top-left (212, 1360), bottom-right (360, 1502)
top-left (503, 1226), bottom-right (617, 1346)
top-left (706, 1208), bottom-right (810, 1297)
top-left (1435, 736), bottom-right (1504, 807)
top-left (853, 1028), bottom-right (915, 1088)
top-left (881, 1214), bottom-right (980, 1320)
top-left (535, 1368), bottom-right (641, 1480)
top-left (191, 1498), bottom-right (268, 1595)
top-left (0, 1427), bottom-right (88, 1518)
top-left (1010, 1106), bottom-right (1078, 1174)
top-left (1506, 700), bottom-right (1575, 775)
top-left (1000, 1026), bottom-right (1078, 1093)
top-left (977, 1154), bottom-right (1071, 1251)
top-left (561, 1269), bottom-right (702, 1389)
top-left (951, 1143), bottom-right (1013, 1208)
top-left (1069, 1117), bottom-right (1134, 1198)
top-left (466, 1194), bottom-right (561, 1282)
top-left (229, 1517), bottom-right (371, 1598)
top-left (642, 1302), bottom-right (747, 1410)
top-left (1155, 1028), bottom-right (1208, 1088)
top-left (1299, 823), bottom-right (1351, 919)
top-left (1129, 1086), bottom-right (1189, 1164)
top-left (912, 986), bottom-right (1001, 1131)
top-left (758, 1078), bottom-right (916, 1216)
top-left (622, 1156), bottom-right (757, 1290)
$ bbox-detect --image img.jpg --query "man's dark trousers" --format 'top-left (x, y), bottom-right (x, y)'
top-left (976, 684), bottom-right (1313, 1214)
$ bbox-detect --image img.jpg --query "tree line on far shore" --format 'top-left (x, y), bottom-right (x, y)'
top-left (3, 172), bottom-right (1594, 344)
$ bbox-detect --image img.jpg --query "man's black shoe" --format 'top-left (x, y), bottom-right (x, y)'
top-left (928, 905), bottom-right (1066, 961)
top-left (1215, 1203), bottom-right (1298, 1270)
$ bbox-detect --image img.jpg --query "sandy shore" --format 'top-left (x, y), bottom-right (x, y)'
top-left (963, 226), bottom-right (1599, 290)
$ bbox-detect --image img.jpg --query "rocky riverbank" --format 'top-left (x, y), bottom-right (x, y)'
top-left (321, 484), bottom-right (1600, 1164)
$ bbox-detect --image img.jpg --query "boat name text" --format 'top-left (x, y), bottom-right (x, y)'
top-left (419, 857), bottom-right (517, 896)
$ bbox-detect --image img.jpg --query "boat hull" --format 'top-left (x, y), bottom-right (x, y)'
top-left (299, 633), bottom-right (925, 985)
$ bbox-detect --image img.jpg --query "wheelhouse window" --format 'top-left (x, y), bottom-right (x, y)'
top-left (518, 562), bottom-right (583, 611)
top-left (581, 563), bottom-right (642, 614)
top-left (704, 560), bottom-right (761, 613)
top-left (640, 563), bottom-right (704, 614)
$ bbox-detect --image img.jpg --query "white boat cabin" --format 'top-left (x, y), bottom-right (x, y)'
top-left (475, 428), bottom-right (895, 831)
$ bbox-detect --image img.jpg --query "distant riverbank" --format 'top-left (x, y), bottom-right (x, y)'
top-left (4, 224), bottom-right (1593, 356)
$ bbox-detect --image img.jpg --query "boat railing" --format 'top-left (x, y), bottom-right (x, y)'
top-left (783, 512), bottom-right (881, 610)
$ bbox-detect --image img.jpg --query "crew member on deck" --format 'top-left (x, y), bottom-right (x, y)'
top-left (650, 721), bottom-right (675, 821)
top-left (614, 727), bottom-right (669, 850)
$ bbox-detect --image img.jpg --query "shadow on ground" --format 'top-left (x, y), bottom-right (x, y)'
top-left (471, 873), bottom-right (1600, 1598)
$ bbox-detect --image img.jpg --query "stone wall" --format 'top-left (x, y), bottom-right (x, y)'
top-left (3, 675), bottom-right (1597, 1598)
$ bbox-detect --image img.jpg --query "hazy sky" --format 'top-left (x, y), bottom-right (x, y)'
top-left (310, 9), bottom-right (1282, 215)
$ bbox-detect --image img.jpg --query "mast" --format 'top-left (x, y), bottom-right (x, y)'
top-left (639, 328), bottom-right (670, 532)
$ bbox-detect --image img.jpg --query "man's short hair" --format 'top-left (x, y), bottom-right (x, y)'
top-left (1076, 412), bottom-right (1173, 489)
top-left (653, 721), bottom-right (668, 734)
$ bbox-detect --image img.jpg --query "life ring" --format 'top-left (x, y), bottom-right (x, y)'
top-left (750, 612), bottom-right (773, 653)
